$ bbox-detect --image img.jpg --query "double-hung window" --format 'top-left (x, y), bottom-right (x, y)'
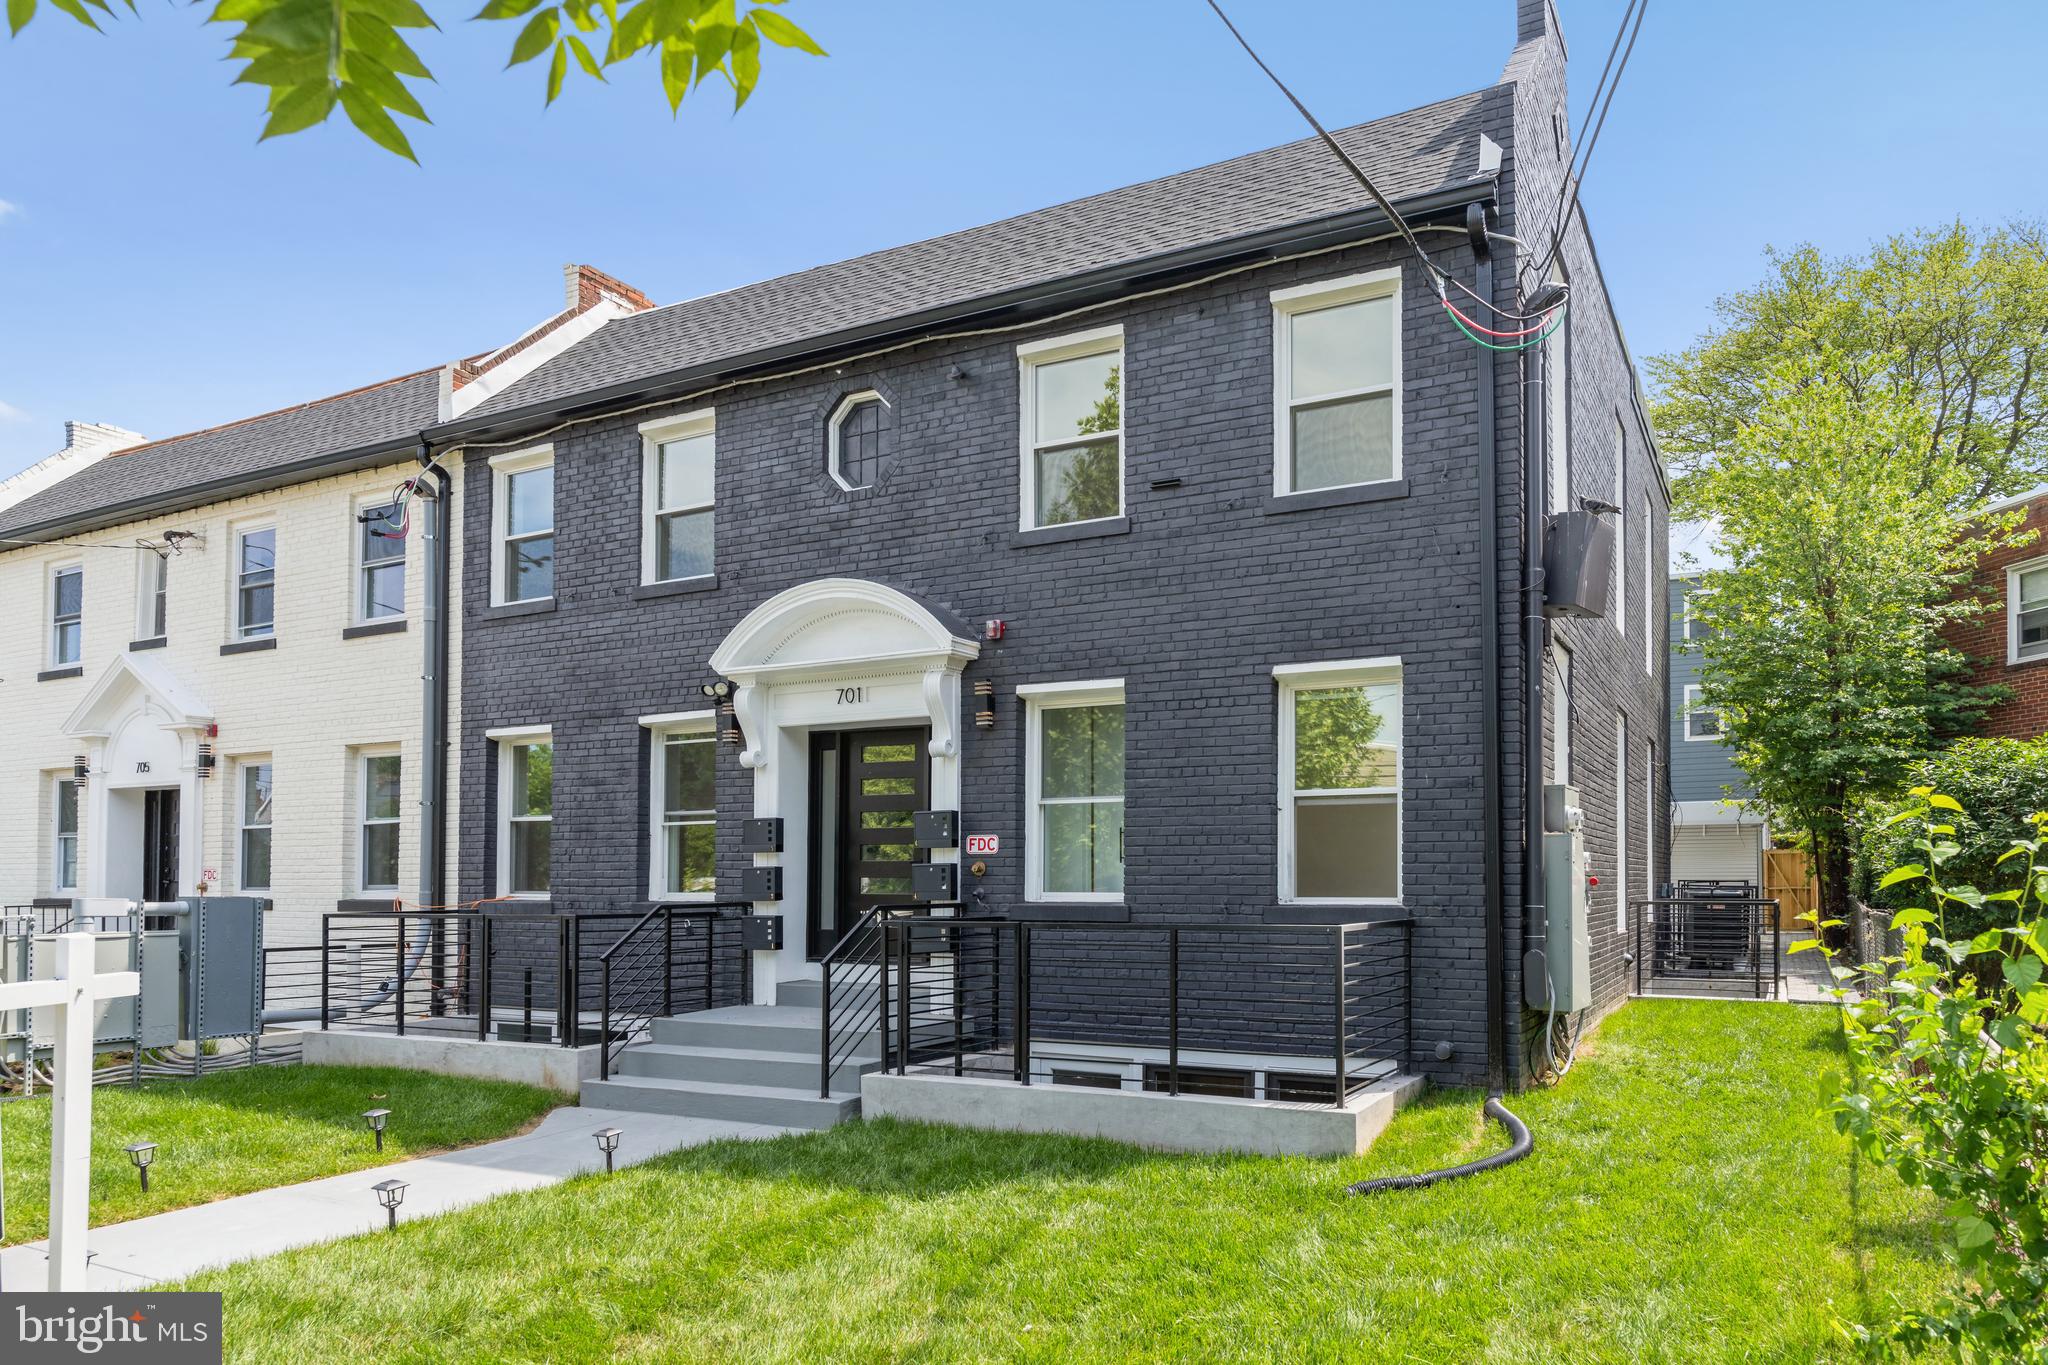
top-left (1019, 326), bottom-right (1123, 531)
top-left (1643, 492), bottom-right (1656, 674)
top-left (1614, 711), bottom-right (1629, 933)
top-left (358, 501), bottom-right (407, 622)
top-left (235, 528), bottom-right (275, 639)
top-left (1552, 642), bottom-right (1573, 784)
top-left (49, 563), bottom-right (82, 667)
top-left (1612, 417), bottom-right (1627, 638)
top-left (641, 413), bottom-right (715, 584)
top-left (1546, 272), bottom-right (1571, 517)
top-left (360, 751), bottom-right (402, 892)
top-left (1271, 269), bottom-right (1401, 494)
top-left (496, 731), bottom-right (553, 896)
top-left (492, 448), bottom-right (555, 604)
top-left (239, 761), bottom-right (274, 891)
top-left (2011, 560), bottom-right (2048, 663)
top-left (53, 776), bottom-right (79, 893)
top-left (1684, 684), bottom-right (1722, 741)
top-left (651, 722), bottom-right (716, 898)
top-left (1278, 660), bottom-right (1402, 903)
top-left (138, 550), bottom-right (168, 642)
top-left (1021, 681), bottom-right (1125, 901)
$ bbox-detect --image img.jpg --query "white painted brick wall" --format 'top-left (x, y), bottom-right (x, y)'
top-left (0, 459), bottom-right (465, 947)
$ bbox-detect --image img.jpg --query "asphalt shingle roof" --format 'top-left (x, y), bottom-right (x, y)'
top-left (465, 89), bottom-right (1500, 420)
top-left (0, 370), bottom-right (441, 539)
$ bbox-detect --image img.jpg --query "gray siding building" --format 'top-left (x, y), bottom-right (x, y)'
top-left (438, 0), bottom-right (1667, 1098)
top-left (1667, 576), bottom-right (1766, 886)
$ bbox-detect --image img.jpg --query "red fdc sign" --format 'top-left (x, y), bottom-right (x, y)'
top-left (964, 834), bottom-right (1000, 855)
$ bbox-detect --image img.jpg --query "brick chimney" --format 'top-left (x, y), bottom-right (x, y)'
top-left (0, 419), bottom-right (147, 515)
top-left (443, 265), bottom-right (656, 417)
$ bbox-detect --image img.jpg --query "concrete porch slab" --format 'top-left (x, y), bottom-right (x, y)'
top-left (861, 1070), bottom-right (1426, 1158)
top-left (297, 1028), bottom-right (602, 1095)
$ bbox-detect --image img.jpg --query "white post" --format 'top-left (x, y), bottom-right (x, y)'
top-left (0, 931), bottom-right (139, 1291)
top-left (47, 933), bottom-right (97, 1292)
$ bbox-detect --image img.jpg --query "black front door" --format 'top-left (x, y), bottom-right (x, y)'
top-left (142, 788), bottom-right (179, 902)
top-left (807, 727), bottom-right (929, 958)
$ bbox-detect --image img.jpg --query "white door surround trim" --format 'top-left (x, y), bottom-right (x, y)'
top-left (709, 579), bottom-right (981, 1001)
top-left (61, 652), bottom-right (216, 900)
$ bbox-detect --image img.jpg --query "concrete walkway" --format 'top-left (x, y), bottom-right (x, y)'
top-left (0, 1105), bottom-right (793, 1291)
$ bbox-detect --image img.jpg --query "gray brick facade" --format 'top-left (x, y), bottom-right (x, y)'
top-left (454, 1), bottom-right (1666, 1091)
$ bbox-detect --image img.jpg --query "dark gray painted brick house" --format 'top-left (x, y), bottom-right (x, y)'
top-left (439, 0), bottom-right (1667, 1097)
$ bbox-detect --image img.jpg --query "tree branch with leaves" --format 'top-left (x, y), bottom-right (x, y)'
top-left (6, 0), bottom-right (825, 162)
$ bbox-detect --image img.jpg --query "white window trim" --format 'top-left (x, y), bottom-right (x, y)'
top-left (1643, 493), bottom-right (1656, 675)
top-left (2007, 556), bottom-right (2048, 665)
top-left (646, 716), bottom-right (717, 901)
top-left (136, 547), bottom-right (168, 642)
top-left (1612, 416), bottom-right (1627, 640)
top-left (52, 774), bottom-right (79, 894)
top-left (1551, 642), bottom-right (1573, 784)
top-left (230, 522), bottom-right (277, 641)
top-left (1615, 710), bottom-right (1629, 934)
top-left (236, 757), bottom-right (274, 893)
top-left (1545, 269), bottom-right (1571, 518)
top-left (357, 747), bottom-right (402, 894)
top-left (638, 411), bottom-right (716, 586)
top-left (1021, 678), bottom-right (1126, 904)
top-left (1644, 737), bottom-right (1657, 918)
top-left (495, 728), bottom-right (553, 900)
top-left (1017, 324), bottom-right (1126, 533)
top-left (48, 560), bottom-right (82, 668)
top-left (827, 390), bottom-right (889, 493)
top-left (1683, 684), bottom-right (1721, 742)
top-left (1270, 267), bottom-right (1404, 498)
top-left (1275, 658), bottom-right (1404, 907)
top-left (352, 490), bottom-right (409, 625)
top-left (489, 444), bottom-right (555, 607)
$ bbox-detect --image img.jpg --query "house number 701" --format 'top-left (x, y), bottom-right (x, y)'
top-left (836, 687), bottom-right (866, 705)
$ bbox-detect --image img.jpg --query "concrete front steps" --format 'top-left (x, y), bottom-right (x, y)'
top-left (579, 980), bottom-right (882, 1130)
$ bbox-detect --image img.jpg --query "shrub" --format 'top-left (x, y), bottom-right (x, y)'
top-left (1860, 738), bottom-right (2048, 943)
top-left (1813, 790), bottom-right (2048, 1362)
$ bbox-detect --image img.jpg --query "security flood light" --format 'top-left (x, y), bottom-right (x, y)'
top-left (362, 1107), bottom-right (391, 1152)
top-left (592, 1126), bottom-right (622, 1174)
top-left (124, 1141), bottom-right (158, 1194)
top-left (372, 1178), bottom-right (408, 1230)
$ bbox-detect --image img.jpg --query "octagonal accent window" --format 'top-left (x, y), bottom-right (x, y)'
top-left (829, 391), bottom-right (892, 492)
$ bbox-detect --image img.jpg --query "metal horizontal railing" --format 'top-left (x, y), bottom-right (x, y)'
top-left (826, 913), bottom-right (1414, 1109)
top-left (1632, 896), bottom-right (1782, 1000)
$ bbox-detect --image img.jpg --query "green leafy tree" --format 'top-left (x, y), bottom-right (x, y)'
top-left (1807, 791), bottom-right (2048, 1362)
top-left (1679, 348), bottom-right (2022, 939)
top-left (5, 0), bottom-right (825, 162)
top-left (1652, 222), bottom-right (2048, 516)
top-left (1862, 738), bottom-right (2048, 946)
top-left (1293, 686), bottom-right (1385, 791)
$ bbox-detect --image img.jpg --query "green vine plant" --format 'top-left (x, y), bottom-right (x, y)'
top-left (5, 0), bottom-right (825, 162)
top-left (1799, 788), bottom-right (2048, 1361)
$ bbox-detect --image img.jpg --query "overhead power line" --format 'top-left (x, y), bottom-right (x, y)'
top-left (1531, 0), bottom-right (1648, 284)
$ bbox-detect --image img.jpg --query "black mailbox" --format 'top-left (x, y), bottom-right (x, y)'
top-left (739, 866), bottom-right (784, 901)
top-left (913, 810), bottom-right (960, 848)
top-left (911, 862), bottom-right (958, 902)
top-left (740, 915), bottom-right (784, 951)
top-left (739, 818), bottom-right (784, 853)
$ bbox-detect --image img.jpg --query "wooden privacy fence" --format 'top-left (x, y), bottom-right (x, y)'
top-left (1763, 847), bottom-right (1817, 931)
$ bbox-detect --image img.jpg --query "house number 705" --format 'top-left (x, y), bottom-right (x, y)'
top-left (836, 687), bottom-right (866, 705)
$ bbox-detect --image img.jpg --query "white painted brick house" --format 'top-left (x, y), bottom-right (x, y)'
top-left (0, 266), bottom-right (652, 946)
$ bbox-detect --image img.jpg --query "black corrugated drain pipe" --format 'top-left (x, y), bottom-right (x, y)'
top-left (1350, 200), bottom-right (1533, 1197)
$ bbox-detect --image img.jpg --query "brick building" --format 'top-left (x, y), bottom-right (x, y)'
top-left (1945, 489), bottom-right (2048, 738)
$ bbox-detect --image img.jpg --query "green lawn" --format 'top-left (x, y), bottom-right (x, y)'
top-left (2, 1065), bottom-right (562, 1246)
top-left (190, 1001), bottom-right (1947, 1363)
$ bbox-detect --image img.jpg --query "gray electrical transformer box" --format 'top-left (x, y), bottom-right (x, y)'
top-left (182, 896), bottom-right (265, 1041)
top-left (29, 931), bottom-right (181, 1050)
top-left (1525, 784), bottom-right (1593, 1013)
top-left (1542, 508), bottom-right (1616, 619)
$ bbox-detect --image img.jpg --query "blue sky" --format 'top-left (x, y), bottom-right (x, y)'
top-left (1, 1), bottom-right (2043, 479)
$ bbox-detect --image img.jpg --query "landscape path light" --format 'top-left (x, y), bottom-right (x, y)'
top-left (372, 1178), bottom-right (408, 1231)
top-left (363, 1107), bottom-right (391, 1152)
top-left (593, 1126), bottom-right (622, 1175)
top-left (124, 1141), bottom-right (157, 1194)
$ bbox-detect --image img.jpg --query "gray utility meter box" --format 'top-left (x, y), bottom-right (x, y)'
top-left (1524, 783), bottom-right (1593, 1013)
top-left (30, 931), bottom-right (181, 1050)
top-left (182, 897), bottom-right (265, 1041)
top-left (1543, 508), bottom-right (1615, 619)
